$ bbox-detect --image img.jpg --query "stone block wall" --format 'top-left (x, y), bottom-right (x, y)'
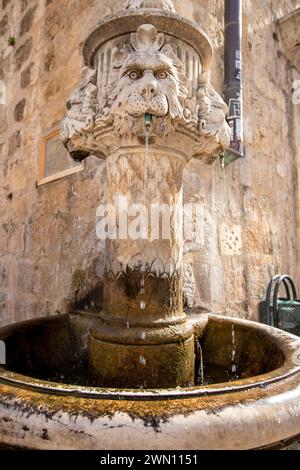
top-left (0, 0), bottom-right (299, 325)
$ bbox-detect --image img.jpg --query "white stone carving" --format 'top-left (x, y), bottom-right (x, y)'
top-left (220, 223), bottom-right (242, 256)
top-left (61, 67), bottom-right (98, 159)
top-left (61, 23), bottom-right (230, 162)
top-left (96, 24), bottom-right (193, 138)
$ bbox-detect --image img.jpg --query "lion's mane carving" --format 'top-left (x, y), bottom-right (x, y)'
top-left (60, 67), bottom-right (98, 160)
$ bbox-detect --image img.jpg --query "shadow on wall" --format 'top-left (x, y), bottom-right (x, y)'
top-left (69, 268), bottom-right (103, 313)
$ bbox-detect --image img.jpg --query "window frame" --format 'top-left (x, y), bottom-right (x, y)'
top-left (37, 126), bottom-right (84, 186)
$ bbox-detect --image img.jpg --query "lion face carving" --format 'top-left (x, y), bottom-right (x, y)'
top-left (98, 24), bottom-right (190, 137)
top-left (116, 53), bottom-right (180, 118)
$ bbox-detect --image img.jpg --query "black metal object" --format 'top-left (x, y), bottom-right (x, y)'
top-left (259, 275), bottom-right (294, 326)
top-left (273, 276), bottom-right (300, 336)
top-left (267, 275), bottom-right (292, 324)
top-left (260, 275), bottom-right (300, 336)
top-left (224, 0), bottom-right (244, 165)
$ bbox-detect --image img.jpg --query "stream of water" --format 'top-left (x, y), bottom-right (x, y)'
top-left (136, 119), bottom-right (151, 388)
top-left (139, 121), bottom-right (150, 313)
top-left (195, 340), bottom-right (204, 385)
top-left (229, 324), bottom-right (239, 381)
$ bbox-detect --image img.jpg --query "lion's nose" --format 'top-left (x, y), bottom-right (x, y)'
top-left (139, 80), bottom-right (158, 101)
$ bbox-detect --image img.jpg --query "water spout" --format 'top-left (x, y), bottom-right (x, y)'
top-left (145, 112), bottom-right (152, 129)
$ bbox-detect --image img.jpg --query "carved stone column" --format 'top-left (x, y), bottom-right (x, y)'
top-left (61, 1), bottom-right (230, 388)
top-left (89, 148), bottom-right (195, 388)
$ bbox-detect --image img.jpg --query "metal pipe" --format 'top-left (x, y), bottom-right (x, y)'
top-left (224, 0), bottom-right (244, 165)
top-left (145, 112), bottom-right (152, 128)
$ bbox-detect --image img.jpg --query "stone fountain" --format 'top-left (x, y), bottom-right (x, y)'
top-left (61, 0), bottom-right (230, 390)
top-left (0, 0), bottom-right (300, 450)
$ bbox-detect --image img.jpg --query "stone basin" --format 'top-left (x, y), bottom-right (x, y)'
top-left (0, 313), bottom-right (300, 450)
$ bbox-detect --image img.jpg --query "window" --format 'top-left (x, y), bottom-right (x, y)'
top-left (38, 126), bottom-right (84, 186)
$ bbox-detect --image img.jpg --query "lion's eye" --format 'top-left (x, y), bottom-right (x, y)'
top-left (156, 70), bottom-right (168, 79)
top-left (129, 71), bottom-right (140, 80)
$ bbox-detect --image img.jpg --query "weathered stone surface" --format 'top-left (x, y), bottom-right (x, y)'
top-left (44, 46), bottom-right (55, 72)
top-left (44, 79), bottom-right (60, 101)
top-left (44, 3), bottom-right (67, 41)
top-left (2, 0), bottom-right (10, 10)
top-left (20, 62), bottom-right (33, 88)
top-left (14, 99), bottom-right (26, 122)
top-left (0, 15), bottom-right (8, 37)
top-left (20, 1), bottom-right (28, 13)
top-left (20, 6), bottom-right (36, 36)
top-left (8, 130), bottom-right (21, 156)
top-left (15, 38), bottom-right (33, 70)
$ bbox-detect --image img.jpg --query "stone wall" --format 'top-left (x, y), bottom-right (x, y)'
top-left (0, 0), bottom-right (299, 326)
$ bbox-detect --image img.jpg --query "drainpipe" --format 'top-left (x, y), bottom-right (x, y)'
top-left (224, 0), bottom-right (245, 165)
